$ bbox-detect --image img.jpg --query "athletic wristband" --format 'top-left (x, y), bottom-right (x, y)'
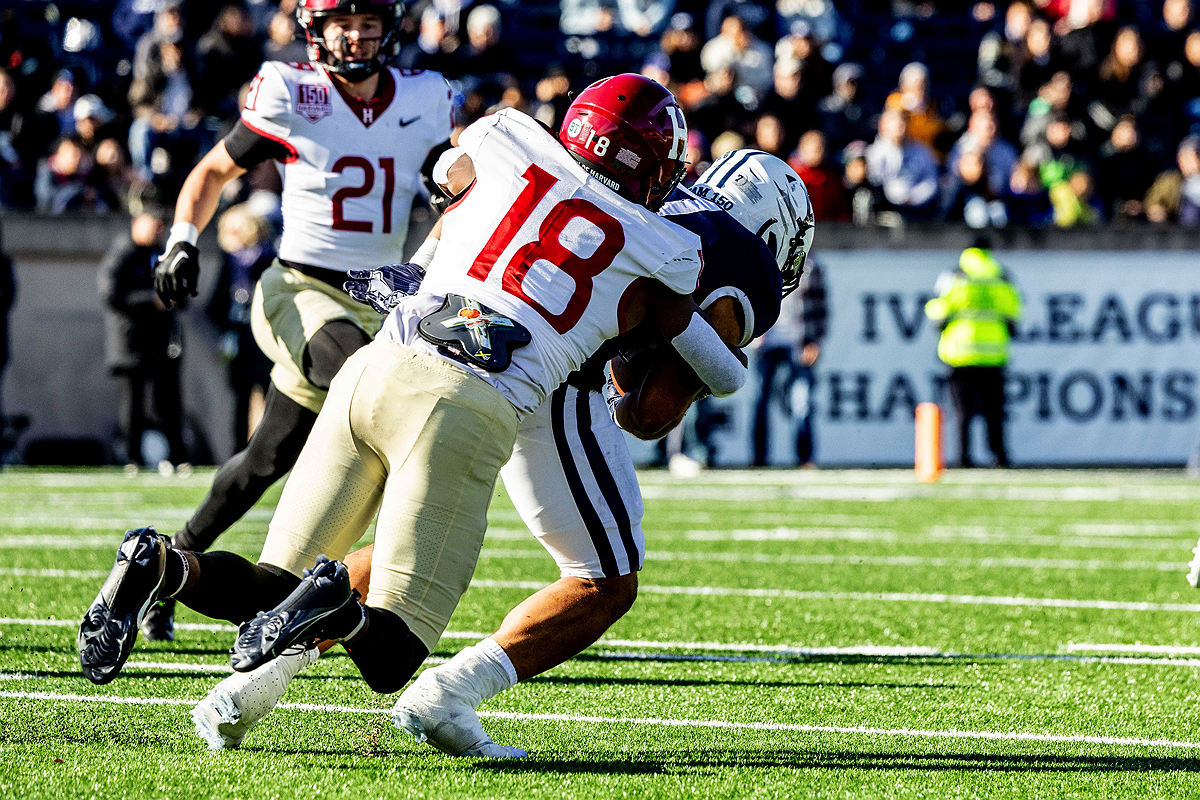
top-left (410, 236), bottom-right (440, 270)
top-left (164, 222), bottom-right (199, 251)
top-left (669, 313), bottom-right (747, 398)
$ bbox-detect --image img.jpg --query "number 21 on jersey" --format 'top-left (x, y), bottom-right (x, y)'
top-left (467, 164), bottom-right (625, 334)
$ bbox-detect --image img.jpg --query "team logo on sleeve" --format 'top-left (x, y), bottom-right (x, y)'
top-left (296, 84), bottom-right (332, 123)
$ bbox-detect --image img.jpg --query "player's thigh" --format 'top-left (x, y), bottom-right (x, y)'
top-left (259, 346), bottom-right (385, 576)
top-left (501, 384), bottom-right (644, 580)
top-left (251, 262), bottom-right (381, 413)
top-left (359, 342), bottom-right (519, 652)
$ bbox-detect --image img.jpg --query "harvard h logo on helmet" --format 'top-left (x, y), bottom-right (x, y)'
top-left (559, 74), bottom-right (688, 212)
top-left (297, 0), bottom-right (403, 83)
top-left (695, 150), bottom-right (815, 296)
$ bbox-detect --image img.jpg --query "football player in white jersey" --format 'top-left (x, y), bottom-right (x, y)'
top-left (79, 76), bottom-right (748, 732)
top-left (142, 0), bottom-right (454, 640)
top-left (184, 151), bottom-right (814, 756)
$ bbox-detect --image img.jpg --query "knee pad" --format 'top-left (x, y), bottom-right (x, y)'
top-left (301, 320), bottom-right (371, 390)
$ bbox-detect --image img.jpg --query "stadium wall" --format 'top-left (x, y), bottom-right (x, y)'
top-left (4, 214), bottom-right (1200, 466)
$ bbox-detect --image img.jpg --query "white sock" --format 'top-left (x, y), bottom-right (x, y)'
top-left (431, 637), bottom-right (517, 707)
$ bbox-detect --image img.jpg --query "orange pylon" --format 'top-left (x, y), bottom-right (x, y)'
top-left (915, 402), bottom-right (943, 483)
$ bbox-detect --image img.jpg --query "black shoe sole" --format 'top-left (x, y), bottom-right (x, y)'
top-left (229, 559), bottom-right (354, 673)
top-left (78, 529), bottom-right (167, 684)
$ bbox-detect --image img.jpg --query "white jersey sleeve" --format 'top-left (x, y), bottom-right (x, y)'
top-left (241, 61), bottom-right (294, 144)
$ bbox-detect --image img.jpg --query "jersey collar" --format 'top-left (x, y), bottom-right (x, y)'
top-left (325, 66), bottom-right (395, 128)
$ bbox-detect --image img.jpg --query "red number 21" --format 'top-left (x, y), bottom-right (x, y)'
top-left (467, 164), bottom-right (625, 334)
top-left (331, 156), bottom-right (395, 233)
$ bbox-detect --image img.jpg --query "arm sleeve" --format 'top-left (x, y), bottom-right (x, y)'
top-left (235, 63), bottom-right (295, 162)
top-left (223, 120), bottom-right (294, 169)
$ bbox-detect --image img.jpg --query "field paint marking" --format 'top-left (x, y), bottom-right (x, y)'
top-left (1067, 643), bottom-right (1200, 655)
top-left (2, 689), bottom-right (1199, 751)
top-left (687, 526), bottom-right (1192, 552)
top-left (593, 649), bottom-right (1200, 668)
top-left (642, 484), bottom-right (1200, 504)
top-left (0, 617), bottom-right (239, 633)
top-left (470, 579), bottom-right (1200, 612)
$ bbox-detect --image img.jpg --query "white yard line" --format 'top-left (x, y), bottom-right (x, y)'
top-left (0, 688), bottom-right (1197, 751)
top-left (686, 526), bottom-right (1192, 552)
top-left (1066, 643), bottom-right (1200, 655)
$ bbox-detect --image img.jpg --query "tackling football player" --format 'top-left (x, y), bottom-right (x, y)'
top-left (79, 77), bottom-right (750, 747)
top-left (190, 150), bottom-right (815, 756)
top-left (142, 0), bottom-right (454, 641)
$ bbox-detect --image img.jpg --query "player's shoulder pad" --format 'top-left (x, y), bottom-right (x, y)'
top-left (458, 108), bottom-right (550, 157)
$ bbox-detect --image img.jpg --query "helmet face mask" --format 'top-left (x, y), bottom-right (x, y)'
top-left (694, 150), bottom-right (816, 296)
top-left (558, 74), bottom-right (689, 212)
top-left (297, 0), bottom-right (403, 83)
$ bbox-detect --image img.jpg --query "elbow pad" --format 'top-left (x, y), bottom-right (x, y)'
top-left (669, 313), bottom-right (747, 398)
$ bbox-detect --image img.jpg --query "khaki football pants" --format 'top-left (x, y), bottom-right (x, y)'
top-left (258, 339), bottom-right (518, 651)
top-left (251, 261), bottom-right (383, 413)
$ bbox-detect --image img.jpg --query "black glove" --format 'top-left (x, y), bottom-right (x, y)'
top-left (343, 262), bottom-right (426, 316)
top-left (154, 241), bottom-right (200, 305)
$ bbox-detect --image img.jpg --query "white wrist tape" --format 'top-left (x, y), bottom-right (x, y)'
top-left (669, 313), bottom-right (747, 398)
top-left (410, 236), bottom-right (440, 269)
top-left (165, 222), bottom-right (199, 250)
top-left (432, 147), bottom-right (465, 192)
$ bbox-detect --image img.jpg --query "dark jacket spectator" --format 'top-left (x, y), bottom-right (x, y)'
top-left (1096, 115), bottom-right (1157, 218)
top-left (1144, 135), bottom-right (1200, 224)
top-left (194, 5), bottom-right (262, 118)
top-left (977, 0), bottom-right (1035, 95)
top-left (818, 62), bottom-right (872, 153)
top-left (941, 149), bottom-right (1009, 227)
top-left (1006, 159), bottom-right (1053, 225)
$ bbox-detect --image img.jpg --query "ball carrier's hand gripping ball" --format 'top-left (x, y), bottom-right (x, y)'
top-left (558, 74), bottom-right (689, 212)
top-left (297, 0), bottom-right (404, 83)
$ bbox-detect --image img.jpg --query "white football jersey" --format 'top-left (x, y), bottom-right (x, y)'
top-left (382, 109), bottom-right (704, 416)
top-left (240, 61), bottom-right (453, 273)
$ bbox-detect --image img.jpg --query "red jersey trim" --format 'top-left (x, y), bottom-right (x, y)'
top-left (443, 179), bottom-right (477, 214)
top-left (238, 118), bottom-right (299, 163)
top-left (328, 67), bottom-right (395, 128)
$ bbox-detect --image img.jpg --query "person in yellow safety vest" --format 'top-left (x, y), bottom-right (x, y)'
top-left (924, 238), bottom-right (1022, 467)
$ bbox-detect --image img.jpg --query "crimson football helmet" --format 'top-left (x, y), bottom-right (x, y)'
top-left (297, 0), bottom-right (403, 83)
top-left (558, 74), bottom-right (688, 212)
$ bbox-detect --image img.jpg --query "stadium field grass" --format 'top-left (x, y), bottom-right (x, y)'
top-left (2, 467), bottom-right (1200, 798)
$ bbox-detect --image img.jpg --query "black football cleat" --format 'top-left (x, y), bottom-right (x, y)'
top-left (229, 555), bottom-right (357, 673)
top-left (78, 527), bottom-right (171, 684)
top-left (140, 598), bottom-right (176, 642)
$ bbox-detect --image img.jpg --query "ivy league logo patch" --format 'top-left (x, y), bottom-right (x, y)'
top-left (296, 84), bottom-right (332, 122)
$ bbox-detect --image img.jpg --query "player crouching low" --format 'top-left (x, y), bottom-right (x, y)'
top-left (188, 149), bottom-right (815, 756)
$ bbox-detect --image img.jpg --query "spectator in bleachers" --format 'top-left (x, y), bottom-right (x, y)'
top-left (704, 0), bottom-right (775, 41)
top-left (683, 129), bottom-right (710, 185)
top-left (842, 141), bottom-right (880, 224)
top-left (615, 0), bottom-right (677, 37)
top-left (1094, 26), bottom-right (1154, 119)
top-left (34, 70), bottom-right (81, 153)
top-left (399, 6), bottom-right (460, 74)
top-left (127, 37), bottom-right (198, 184)
top-left (34, 136), bottom-right (110, 214)
top-left (689, 66), bottom-right (752, 141)
top-left (264, 10), bottom-right (308, 64)
top-left (1019, 71), bottom-right (1076, 149)
top-left (789, 129), bottom-right (850, 221)
top-left (73, 95), bottom-right (118, 153)
top-left (711, 130), bottom-right (747, 161)
top-left (133, 2), bottom-right (187, 82)
top-left (775, 31), bottom-right (832, 106)
top-left (941, 148), bottom-right (1010, 227)
top-left (1054, 0), bottom-right (1112, 81)
top-left (1050, 165), bottom-right (1103, 225)
top-left (776, 0), bottom-right (853, 53)
top-left (1154, 0), bottom-right (1192, 63)
top-left (1025, 110), bottom-right (1089, 177)
top-left (460, 5), bottom-right (512, 78)
top-left (93, 138), bottom-right (136, 214)
top-left (758, 57), bottom-right (811, 155)
top-left (1011, 17), bottom-right (1058, 112)
top-left (976, 0), bottom-right (1034, 97)
top-left (948, 109), bottom-right (1019, 195)
top-left (866, 108), bottom-right (940, 218)
top-left (194, 5), bottom-right (262, 119)
top-left (560, 0), bottom-right (618, 36)
top-left (1006, 158), bottom-right (1053, 224)
top-left (0, 70), bottom-right (33, 208)
top-left (532, 67), bottom-right (572, 129)
top-left (700, 11), bottom-right (775, 105)
top-left (1145, 135), bottom-right (1200, 224)
top-left (753, 113), bottom-right (788, 157)
top-left (656, 13), bottom-right (706, 87)
top-left (1097, 114), bottom-right (1157, 218)
top-left (885, 63), bottom-right (949, 155)
top-left (818, 62), bottom-right (872, 153)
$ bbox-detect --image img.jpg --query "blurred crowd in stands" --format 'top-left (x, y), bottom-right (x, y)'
top-left (2, 0), bottom-right (1200, 228)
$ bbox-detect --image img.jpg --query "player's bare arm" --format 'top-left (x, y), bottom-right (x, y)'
top-left (613, 295), bottom-right (744, 439)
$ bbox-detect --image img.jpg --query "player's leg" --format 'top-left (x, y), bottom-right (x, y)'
top-left (395, 385), bottom-right (642, 757)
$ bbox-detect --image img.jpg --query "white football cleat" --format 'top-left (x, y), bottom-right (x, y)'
top-left (1187, 539), bottom-right (1200, 588)
top-left (392, 668), bottom-right (526, 758)
top-left (191, 644), bottom-right (317, 750)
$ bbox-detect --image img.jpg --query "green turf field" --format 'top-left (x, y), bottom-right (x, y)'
top-left (3, 467), bottom-right (1200, 798)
